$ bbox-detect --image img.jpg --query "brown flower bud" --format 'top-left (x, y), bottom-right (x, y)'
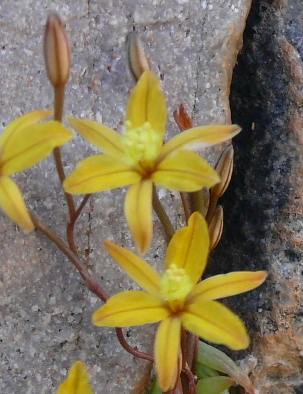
top-left (212, 145), bottom-right (234, 199)
top-left (127, 32), bottom-right (150, 80)
top-left (44, 13), bottom-right (71, 88)
top-left (208, 205), bottom-right (224, 250)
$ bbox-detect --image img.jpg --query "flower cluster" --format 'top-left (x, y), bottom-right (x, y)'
top-left (0, 14), bottom-right (268, 394)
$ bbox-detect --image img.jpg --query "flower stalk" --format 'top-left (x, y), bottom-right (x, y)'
top-left (44, 13), bottom-right (76, 219)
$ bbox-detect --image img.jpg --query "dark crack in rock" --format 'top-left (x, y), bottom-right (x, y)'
top-left (214, 0), bottom-right (303, 392)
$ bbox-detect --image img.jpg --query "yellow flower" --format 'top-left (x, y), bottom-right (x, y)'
top-left (64, 71), bottom-right (241, 254)
top-left (56, 361), bottom-right (94, 394)
top-left (92, 212), bottom-right (267, 391)
top-left (0, 110), bottom-right (73, 230)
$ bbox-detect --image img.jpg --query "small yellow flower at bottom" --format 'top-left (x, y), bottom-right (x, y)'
top-left (56, 361), bottom-right (94, 394)
top-left (92, 212), bottom-right (267, 392)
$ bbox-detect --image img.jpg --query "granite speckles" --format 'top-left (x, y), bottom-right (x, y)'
top-left (0, 1), bottom-right (251, 393)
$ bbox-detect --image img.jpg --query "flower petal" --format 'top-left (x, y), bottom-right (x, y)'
top-left (1, 121), bottom-right (73, 175)
top-left (189, 271), bottom-right (268, 302)
top-left (182, 300), bottom-right (249, 350)
top-left (0, 176), bottom-right (34, 231)
top-left (64, 155), bottom-right (141, 194)
top-left (68, 117), bottom-right (124, 158)
top-left (0, 110), bottom-right (51, 148)
top-left (153, 150), bottom-right (220, 192)
top-left (155, 317), bottom-right (181, 392)
top-left (124, 179), bottom-right (153, 254)
top-left (104, 240), bottom-right (161, 295)
top-left (126, 71), bottom-right (167, 136)
top-left (56, 361), bottom-right (94, 394)
top-left (159, 124), bottom-right (241, 159)
top-left (92, 291), bottom-right (169, 327)
top-left (165, 212), bottom-right (209, 283)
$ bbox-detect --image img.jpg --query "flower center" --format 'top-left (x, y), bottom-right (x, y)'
top-left (160, 264), bottom-right (194, 302)
top-left (122, 121), bottom-right (162, 166)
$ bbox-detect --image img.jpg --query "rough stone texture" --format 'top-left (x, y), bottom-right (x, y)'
top-left (0, 1), bottom-right (252, 393)
top-left (216, 0), bottom-right (303, 393)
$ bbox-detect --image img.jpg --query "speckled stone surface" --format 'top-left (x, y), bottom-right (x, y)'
top-left (0, 1), bottom-right (251, 393)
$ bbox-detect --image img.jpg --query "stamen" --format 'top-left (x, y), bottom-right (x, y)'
top-left (122, 121), bottom-right (162, 166)
top-left (160, 264), bottom-right (194, 302)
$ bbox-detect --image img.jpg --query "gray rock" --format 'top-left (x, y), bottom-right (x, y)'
top-left (217, 0), bottom-right (303, 392)
top-left (0, 1), bottom-right (252, 393)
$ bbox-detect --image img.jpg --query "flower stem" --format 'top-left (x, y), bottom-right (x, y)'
top-left (31, 212), bottom-right (154, 362)
top-left (152, 187), bottom-right (174, 243)
top-left (180, 192), bottom-right (192, 222)
top-left (31, 213), bottom-right (108, 301)
top-left (53, 85), bottom-right (76, 218)
top-left (115, 328), bottom-right (153, 362)
top-left (66, 194), bottom-right (91, 254)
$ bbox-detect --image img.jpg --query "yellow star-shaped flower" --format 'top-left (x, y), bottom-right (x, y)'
top-left (64, 71), bottom-right (241, 254)
top-left (0, 110), bottom-right (73, 230)
top-left (56, 361), bottom-right (94, 394)
top-left (92, 212), bottom-right (267, 391)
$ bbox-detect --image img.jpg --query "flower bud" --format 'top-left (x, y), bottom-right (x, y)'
top-left (44, 13), bottom-right (71, 88)
top-left (212, 145), bottom-right (234, 199)
top-left (127, 32), bottom-right (150, 80)
top-left (208, 205), bottom-right (223, 250)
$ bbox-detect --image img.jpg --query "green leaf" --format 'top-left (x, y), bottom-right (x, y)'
top-left (196, 363), bottom-right (219, 379)
top-left (196, 342), bottom-right (256, 394)
top-left (149, 378), bottom-right (162, 394)
top-left (197, 376), bottom-right (234, 394)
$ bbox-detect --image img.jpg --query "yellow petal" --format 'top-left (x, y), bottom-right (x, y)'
top-left (104, 240), bottom-right (161, 294)
top-left (182, 300), bottom-right (249, 350)
top-left (124, 179), bottom-right (153, 254)
top-left (155, 317), bottom-right (181, 392)
top-left (152, 151), bottom-right (220, 192)
top-left (0, 176), bottom-right (34, 231)
top-left (189, 271), bottom-right (268, 302)
top-left (126, 71), bottom-right (167, 136)
top-left (68, 117), bottom-right (124, 158)
top-left (165, 212), bottom-right (209, 284)
top-left (56, 361), bottom-right (94, 394)
top-left (159, 124), bottom-right (241, 159)
top-left (1, 121), bottom-right (73, 176)
top-left (64, 155), bottom-right (141, 194)
top-left (92, 291), bottom-right (169, 327)
top-left (0, 110), bottom-right (52, 148)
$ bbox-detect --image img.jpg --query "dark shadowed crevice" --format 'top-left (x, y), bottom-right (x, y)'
top-left (209, 0), bottom-right (296, 333)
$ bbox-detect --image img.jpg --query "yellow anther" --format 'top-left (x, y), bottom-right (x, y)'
top-left (160, 264), bottom-right (194, 302)
top-left (122, 121), bottom-right (162, 165)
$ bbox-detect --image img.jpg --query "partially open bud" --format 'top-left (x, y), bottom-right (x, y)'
top-left (44, 13), bottom-right (71, 88)
top-left (208, 205), bottom-right (223, 250)
top-left (174, 104), bottom-right (193, 131)
top-left (211, 145), bottom-right (234, 199)
top-left (127, 32), bottom-right (150, 80)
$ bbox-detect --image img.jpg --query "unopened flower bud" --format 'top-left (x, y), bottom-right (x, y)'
top-left (44, 13), bottom-right (71, 88)
top-left (208, 205), bottom-right (223, 250)
top-left (212, 145), bottom-right (234, 199)
top-left (127, 32), bottom-right (150, 80)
